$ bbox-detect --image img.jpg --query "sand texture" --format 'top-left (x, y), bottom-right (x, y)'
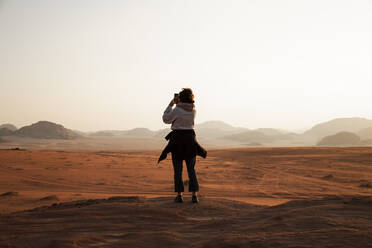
top-left (0, 147), bottom-right (371, 247)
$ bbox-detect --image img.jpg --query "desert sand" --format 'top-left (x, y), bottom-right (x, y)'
top-left (0, 147), bottom-right (371, 247)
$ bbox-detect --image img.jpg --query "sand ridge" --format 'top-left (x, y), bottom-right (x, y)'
top-left (0, 147), bottom-right (372, 247)
top-left (0, 195), bottom-right (371, 247)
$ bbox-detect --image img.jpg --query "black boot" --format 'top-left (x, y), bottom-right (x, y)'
top-left (174, 194), bottom-right (183, 203)
top-left (192, 195), bottom-right (199, 203)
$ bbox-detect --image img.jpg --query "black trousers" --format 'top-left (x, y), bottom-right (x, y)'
top-left (172, 154), bottom-right (199, 193)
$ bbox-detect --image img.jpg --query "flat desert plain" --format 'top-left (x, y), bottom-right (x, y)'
top-left (0, 147), bottom-right (371, 247)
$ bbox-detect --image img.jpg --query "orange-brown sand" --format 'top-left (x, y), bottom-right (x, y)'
top-left (0, 147), bottom-right (371, 247)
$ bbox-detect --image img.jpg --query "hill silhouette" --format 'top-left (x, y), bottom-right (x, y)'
top-left (255, 128), bottom-right (284, 136)
top-left (14, 121), bottom-right (80, 139)
top-left (125, 128), bottom-right (154, 137)
top-left (0, 123), bottom-right (17, 131)
top-left (0, 128), bottom-right (14, 136)
top-left (195, 120), bottom-right (249, 139)
top-left (222, 130), bottom-right (273, 143)
top-left (89, 128), bottom-right (155, 137)
top-left (358, 127), bottom-right (372, 139)
top-left (88, 121), bottom-right (249, 140)
top-left (2, 117), bottom-right (372, 148)
top-left (317, 131), bottom-right (361, 146)
top-left (305, 117), bottom-right (372, 138)
top-left (222, 129), bottom-right (298, 145)
top-left (195, 120), bottom-right (239, 131)
top-left (154, 128), bottom-right (172, 138)
top-left (89, 131), bottom-right (115, 137)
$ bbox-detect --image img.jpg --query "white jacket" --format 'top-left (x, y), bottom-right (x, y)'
top-left (162, 104), bottom-right (196, 130)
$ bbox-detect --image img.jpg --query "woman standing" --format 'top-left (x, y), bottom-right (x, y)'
top-left (158, 88), bottom-right (207, 203)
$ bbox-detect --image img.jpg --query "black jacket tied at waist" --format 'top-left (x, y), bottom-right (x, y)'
top-left (158, 130), bottom-right (207, 163)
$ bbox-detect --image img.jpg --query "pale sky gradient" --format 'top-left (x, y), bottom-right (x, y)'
top-left (1, 0), bottom-right (371, 132)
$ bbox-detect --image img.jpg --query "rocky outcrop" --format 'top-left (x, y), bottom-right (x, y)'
top-left (14, 121), bottom-right (80, 139)
top-left (317, 132), bottom-right (361, 146)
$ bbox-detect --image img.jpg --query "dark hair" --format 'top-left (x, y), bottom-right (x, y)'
top-left (179, 88), bottom-right (194, 103)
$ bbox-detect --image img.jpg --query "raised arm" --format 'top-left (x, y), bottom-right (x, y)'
top-left (162, 100), bottom-right (178, 124)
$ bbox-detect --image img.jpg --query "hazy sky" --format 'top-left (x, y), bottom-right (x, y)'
top-left (1, 0), bottom-right (371, 132)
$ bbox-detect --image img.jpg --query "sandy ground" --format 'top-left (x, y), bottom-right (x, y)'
top-left (0, 147), bottom-right (371, 247)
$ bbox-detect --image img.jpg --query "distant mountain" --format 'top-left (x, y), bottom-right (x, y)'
top-left (222, 129), bottom-right (298, 144)
top-left (125, 128), bottom-right (154, 137)
top-left (254, 128), bottom-right (284, 136)
top-left (7, 118), bottom-right (371, 147)
top-left (72, 130), bottom-right (88, 137)
top-left (317, 132), bottom-right (361, 146)
top-left (358, 127), bottom-right (372, 140)
top-left (222, 130), bottom-right (273, 143)
top-left (86, 121), bottom-right (286, 141)
top-left (89, 131), bottom-right (115, 137)
top-left (89, 130), bottom-right (127, 136)
top-left (195, 120), bottom-right (238, 131)
top-left (0, 124), bottom-right (17, 131)
top-left (85, 120), bottom-right (294, 145)
top-left (90, 128), bottom-right (155, 137)
top-left (0, 128), bottom-right (14, 136)
top-left (154, 128), bottom-right (171, 138)
top-left (14, 121), bottom-right (80, 139)
top-left (195, 120), bottom-right (248, 139)
top-left (360, 139), bottom-right (372, 145)
top-left (304, 118), bottom-right (372, 138)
